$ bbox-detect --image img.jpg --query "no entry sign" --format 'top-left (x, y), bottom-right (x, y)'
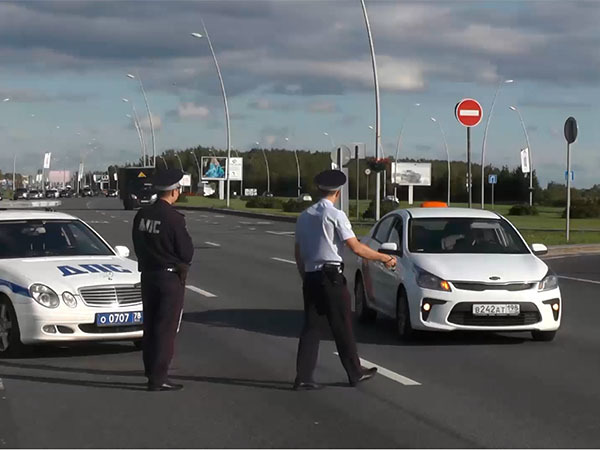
top-left (455, 98), bottom-right (483, 127)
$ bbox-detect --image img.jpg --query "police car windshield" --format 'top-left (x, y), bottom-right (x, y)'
top-left (408, 218), bottom-right (529, 254)
top-left (0, 220), bottom-right (113, 258)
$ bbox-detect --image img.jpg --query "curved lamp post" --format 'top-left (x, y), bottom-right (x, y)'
top-left (509, 105), bottom-right (533, 206)
top-left (256, 141), bottom-right (271, 194)
top-left (323, 132), bottom-right (335, 149)
top-left (175, 153), bottom-right (184, 171)
top-left (480, 79), bottom-right (513, 208)
top-left (431, 117), bottom-right (451, 205)
top-left (285, 137), bottom-right (301, 197)
top-left (191, 21), bottom-right (232, 207)
top-left (159, 155), bottom-right (168, 170)
top-left (126, 73), bottom-right (156, 168)
top-left (123, 98), bottom-right (147, 165)
top-left (360, 0), bottom-right (382, 219)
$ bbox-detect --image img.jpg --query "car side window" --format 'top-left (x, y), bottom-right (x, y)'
top-left (388, 219), bottom-right (403, 248)
top-left (373, 216), bottom-right (396, 243)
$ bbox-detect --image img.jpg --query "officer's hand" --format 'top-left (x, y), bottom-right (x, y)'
top-left (384, 256), bottom-right (397, 270)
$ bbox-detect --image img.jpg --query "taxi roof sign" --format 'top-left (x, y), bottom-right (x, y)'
top-left (420, 201), bottom-right (448, 208)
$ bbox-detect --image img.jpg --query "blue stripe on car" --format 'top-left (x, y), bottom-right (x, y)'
top-left (0, 279), bottom-right (31, 297)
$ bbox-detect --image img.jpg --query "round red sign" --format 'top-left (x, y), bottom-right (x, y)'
top-left (455, 98), bottom-right (483, 127)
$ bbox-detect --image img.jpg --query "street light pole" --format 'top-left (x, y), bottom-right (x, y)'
top-left (480, 79), bottom-right (513, 208)
top-left (175, 153), bottom-right (184, 171)
top-left (323, 132), bottom-right (335, 149)
top-left (510, 106), bottom-right (533, 206)
top-left (360, 0), bottom-right (382, 220)
top-left (123, 98), bottom-right (147, 165)
top-left (256, 141), bottom-right (270, 193)
top-left (431, 117), bottom-right (451, 206)
top-left (392, 103), bottom-right (420, 199)
top-left (127, 73), bottom-right (156, 168)
top-left (192, 19), bottom-right (232, 208)
top-left (285, 137), bottom-right (301, 197)
top-left (160, 156), bottom-right (168, 169)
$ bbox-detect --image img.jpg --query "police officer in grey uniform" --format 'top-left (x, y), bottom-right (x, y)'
top-left (132, 169), bottom-right (193, 392)
top-left (293, 170), bottom-right (397, 390)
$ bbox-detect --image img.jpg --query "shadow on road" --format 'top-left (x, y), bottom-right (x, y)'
top-left (4, 342), bottom-right (140, 360)
top-left (183, 309), bottom-right (528, 347)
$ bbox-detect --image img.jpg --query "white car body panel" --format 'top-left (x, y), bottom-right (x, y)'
top-left (357, 207), bottom-right (561, 333)
top-left (0, 211), bottom-right (142, 345)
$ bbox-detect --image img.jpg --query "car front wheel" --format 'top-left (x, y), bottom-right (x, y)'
top-left (396, 289), bottom-right (414, 340)
top-left (0, 297), bottom-right (23, 357)
top-left (531, 330), bottom-right (557, 342)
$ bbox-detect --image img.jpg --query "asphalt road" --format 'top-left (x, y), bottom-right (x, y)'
top-left (1, 197), bottom-right (600, 448)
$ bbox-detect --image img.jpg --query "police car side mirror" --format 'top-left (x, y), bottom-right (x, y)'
top-left (531, 243), bottom-right (548, 256)
top-left (379, 242), bottom-right (402, 256)
top-left (114, 245), bottom-right (130, 258)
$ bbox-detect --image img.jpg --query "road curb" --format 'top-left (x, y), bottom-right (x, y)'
top-left (545, 244), bottom-right (600, 258)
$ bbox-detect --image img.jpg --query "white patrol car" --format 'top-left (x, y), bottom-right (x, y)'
top-left (0, 210), bottom-right (142, 356)
top-left (355, 206), bottom-right (561, 341)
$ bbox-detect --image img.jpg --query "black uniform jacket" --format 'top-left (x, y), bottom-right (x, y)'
top-left (132, 199), bottom-right (194, 272)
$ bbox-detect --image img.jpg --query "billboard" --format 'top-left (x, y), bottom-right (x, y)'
top-left (228, 157), bottom-right (243, 181)
top-left (43, 152), bottom-right (52, 169)
top-left (392, 163), bottom-right (432, 186)
top-left (180, 173), bottom-right (191, 187)
top-left (201, 156), bottom-right (227, 180)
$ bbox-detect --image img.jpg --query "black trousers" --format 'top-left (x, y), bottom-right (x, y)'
top-left (296, 269), bottom-right (362, 384)
top-left (141, 271), bottom-right (185, 386)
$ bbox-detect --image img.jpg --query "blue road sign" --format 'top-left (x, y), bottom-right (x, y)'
top-left (565, 170), bottom-right (574, 181)
top-left (488, 174), bottom-right (497, 184)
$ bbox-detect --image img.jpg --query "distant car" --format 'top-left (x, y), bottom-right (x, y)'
top-left (59, 189), bottom-right (72, 198)
top-left (13, 188), bottom-right (28, 200)
top-left (262, 192), bottom-right (274, 198)
top-left (384, 195), bottom-right (400, 204)
top-left (355, 207), bottom-right (561, 342)
top-left (106, 189), bottom-right (118, 198)
top-left (81, 187), bottom-right (93, 197)
top-left (45, 189), bottom-right (59, 199)
top-left (298, 193), bottom-right (313, 202)
top-left (28, 189), bottom-right (43, 199)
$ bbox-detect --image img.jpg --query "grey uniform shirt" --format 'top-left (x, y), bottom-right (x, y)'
top-left (295, 198), bottom-right (356, 272)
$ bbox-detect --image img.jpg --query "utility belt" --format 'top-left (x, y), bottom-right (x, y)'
top-left (318, 262), bottom-right (344, 274)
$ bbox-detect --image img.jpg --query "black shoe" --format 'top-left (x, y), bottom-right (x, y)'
top-left (349, 367), bottom-right (378, 387)
top-left (147, 382), bottom-right (184, 392)
top-left (293, 381), bottom-right (323, 391)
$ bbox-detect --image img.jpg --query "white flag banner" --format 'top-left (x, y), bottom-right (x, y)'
top-left (520, 148), bottom-right (530, 174)
top-left (43, 152), bottom-right (52, 169)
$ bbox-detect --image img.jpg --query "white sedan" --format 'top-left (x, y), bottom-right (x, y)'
top-left (354, 207), bottom-right (561, 341)
top-left (0, 210), bottom-right (142, 356)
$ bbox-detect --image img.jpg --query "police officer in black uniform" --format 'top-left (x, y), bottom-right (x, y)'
top-left (293, 170), bottom-right (397, 390)
top-left (132, 169), bottom-right (193, 392)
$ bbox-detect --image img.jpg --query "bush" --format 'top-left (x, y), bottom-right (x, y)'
top-left (245, 197), bottom-right (283, 209)
top-left (508, 204), bottom-right (539, 216)
top-left (562, 199), bottom-right (600, 218)
top-left (282, 199), bottom-right (313, 212)
top-left (362, 200), bottom-right (399, 219)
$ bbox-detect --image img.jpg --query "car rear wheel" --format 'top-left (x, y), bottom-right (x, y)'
top-left (396, 288), bottom-right (414, 340)
top-left (354, 275), bottom-right (376, 323)
top-left (0, 296), bottom-right (23, 357)
top-left (531, 330), bottom-right (556, 342)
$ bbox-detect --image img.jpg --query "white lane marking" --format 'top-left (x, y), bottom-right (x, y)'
top-left (110, 216), bottom-right (116, 219)
top-left (204, 241), bottom-right (221, 247)
top-left (88, 220), bottom-right (109, 224)
top-left (335, 353), bottom-right (421, 386)
top-left (195, 219), bottom-right (202, 222)
top-left (123, 220), bottom-right (129, 223)
top-left (558, 275), bottom-right (600, 285)
top-left (255, 221), bottom-right (272, 225)
top-left (240, 221), bottom-right (253, 225)
top-left (215, 215), bottom-right (225, 218)
top-left (0, 378), bottom-right (4, 391)
top-left (271, 257), bottom-right (295, 265)
top-left (266, 231), bottom-right (295, 237)
top-left (186, 285), bottom-right (217, 298)
top-left (544, 253), bottom-right (600, 261)
top-left (459, 109), bottom-right (480, 117)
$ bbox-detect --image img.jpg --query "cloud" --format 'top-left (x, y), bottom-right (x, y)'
top-left (0, 88), bottom-right (90, 103)
top-left (177, 102), bottom-right (210, 120)
top-left (138, 113), bottom-right (162, 132)
top-left (308, 100), bottom-right (338, 114)
top-left (248, 98), bottom-right (294, 111)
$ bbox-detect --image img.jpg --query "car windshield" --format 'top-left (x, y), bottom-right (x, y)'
top-left (0, 220), bottom-right (113, 258)
top-left (409, 218), bottom-right (529, 254)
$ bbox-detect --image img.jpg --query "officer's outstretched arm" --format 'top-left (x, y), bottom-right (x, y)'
top-left (345, 237), bottom-right (396, 268)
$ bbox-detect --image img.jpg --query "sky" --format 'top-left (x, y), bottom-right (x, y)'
top-left (0, 0), bottom-right (599, 188)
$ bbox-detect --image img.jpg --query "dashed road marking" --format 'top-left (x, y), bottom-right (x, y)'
top-left (271, 257), bottom-right (295, 265)
top-left (110, 216), bottom-right (116, 219)
top-left (205, 241), bottom-right (221, 247)
top-left (266, 231), bottom-right (295, 237)
top-left (215, 215), bottom-right (225, 218)
top-left (239, 221), bottom-right (252, 225)
top-left (0, 378), bottom-right (4, 391)
top-left (334, 353), bottom-right (421, 386)
top-left (249, 227), bottom-right (256, 231)
top-left (558, 275), bottom-right (600, 285)
top-left (123, 220), bottom-right (129, 223)
top-left (186, 285), bottom-right (217, 298)
top-left (255, 221), bottom-right (272, 225)
top-left (88, 220), bottom-right (109, 224)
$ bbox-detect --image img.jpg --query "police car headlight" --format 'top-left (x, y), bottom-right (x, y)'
top-left (415, 266), bottom-right (452, 292)
top-left (30, 284), bottom-right (60, 308)
top-left (539, 273), bottom-right (558, 292)
top-left (62, 291), bottom-right (78, 308)
top-left (150, 193), bottom-right (157, 201)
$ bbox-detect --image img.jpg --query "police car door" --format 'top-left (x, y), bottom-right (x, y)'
top-left (369, 215), bottom-right (397, 315)
top-left (377, 215), bottom-right (405, 314)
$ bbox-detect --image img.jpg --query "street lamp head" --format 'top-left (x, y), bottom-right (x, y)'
top-left (415, 103), bottom-right (421, 107)
top-left (191, 32), bottom-right (203, 39)
top-left (509, 106), bottom-right (517, 111)
top-left (125, 114), bottom-right (132, 119)
top-left (122, 98), bottom-right (129, 103)
top-left (368, 125), bottom-right (374, 130)
top-left (284, 137), bottom-right (289, 142)
top-left (430, 117), bottom-right (437, 122)
top-left (255, 141), bottom-right (260, 146)
top-left (126, 74), bottom-right (136, 79)
top-left (323, 132), bottom-right (329, 136)
top-left (2, 98), bottom-right (10, 102)
top-left (505, 79), bottom-right (514, 84)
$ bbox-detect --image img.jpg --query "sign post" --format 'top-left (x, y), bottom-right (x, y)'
top-left (352, 144), bottom-right (366, 220)
top-left (365, 168), bottom-right (371, 204)
top-left (330, 145), bottom-right (351, 215)
top-left (564, 117), bottom-right (578, 242)
top-left (455, 98), bottom-right (483, 208)
top-left (488, 174), bottom-right (497, 210)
